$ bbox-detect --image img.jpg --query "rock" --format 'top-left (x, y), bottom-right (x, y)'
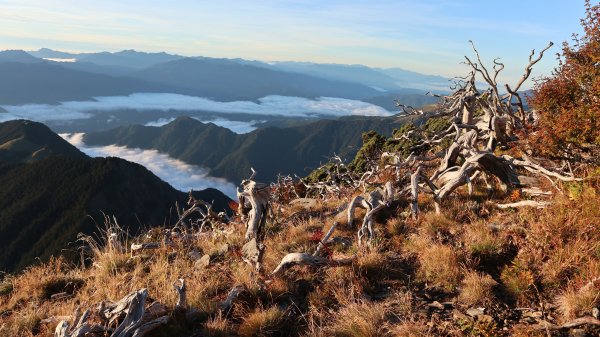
top-left (188, 249), bottom-right (202, 261)
top-left (453, 309), bottom-right (471, 321)
top-left (242, 239), bottom-right (259, 260)
top-left (428, 301), bottom-right (445, 310)
top-left (466, 307), bottom-right (486, 317)
top-left (194, 254), bottom-right (211, 270)
top-left (593, 307), bottom-right (599, 319)
top-left (211, 243), bottom-right (229, 258)
top-left (522, 310), bottom-right (544, 322)
top-left (477, 315), bottom-right (495, 324)
top-left (290, 198), bottom-right (319, 209)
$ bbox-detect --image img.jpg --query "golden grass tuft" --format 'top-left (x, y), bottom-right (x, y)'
top-left (463, 223), bottom-right (504, 256)
top-left (390, 322), bottom-right (429, 337)
top-left (237, 306), bottom-right (288, 337)
top-left (406, 235), bottom-right (462, 291)
top-left (326, 301), bottom-right (392, 337)
top-left (203, 313), bottom-right (233, 337)
top-left (458, 271), bottom-right (498, 306)
top-left (418, 212), bottom-right (457, 240)
top-left (556, 284), bottom-right (600, 320)
top-left (0, 303), bottom-right (42, 337)
top-left (385, 217), bottom-right (407, 236)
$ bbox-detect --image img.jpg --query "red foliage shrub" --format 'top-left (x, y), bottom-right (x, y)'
top-left (529, 0), bottom-right (600, 163)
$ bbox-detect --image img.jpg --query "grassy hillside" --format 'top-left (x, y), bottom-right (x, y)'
top-left (0, 155), bottom-right (597, 336)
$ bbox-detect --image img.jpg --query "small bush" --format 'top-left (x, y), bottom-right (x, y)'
top-left (500, 261), bottom-right (535, 304)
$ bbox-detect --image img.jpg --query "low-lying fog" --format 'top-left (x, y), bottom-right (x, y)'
top-left (61, 133), bottom-right (238, 198)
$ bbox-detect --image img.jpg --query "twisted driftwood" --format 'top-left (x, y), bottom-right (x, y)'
top-left (347, 182), bottom-right (393, 245)
top-left (238, 168), bottom-right (270, 241)
top-left (55, 289), bottom-right (168, 337)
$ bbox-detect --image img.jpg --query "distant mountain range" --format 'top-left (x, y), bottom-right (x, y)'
top-left (83, 115), bottom-right (422, 183)
top-left (0, 120), bottom-right (231, 272)
top-left (0, 48), bottom-right (447, 108)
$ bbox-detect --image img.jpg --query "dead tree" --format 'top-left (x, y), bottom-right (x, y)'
top-left (357, 41), bottom-right (580, 215)
top-left (237, 168), bottom-right (270, 241)
top-left (55, 288), bottom-right (168, 337)
top-left (237, 168), bottom-right (270, 271)
top-left (175, 191), bottom-right (228, 232)
top-left (347, 182), bottom-right (393, 245)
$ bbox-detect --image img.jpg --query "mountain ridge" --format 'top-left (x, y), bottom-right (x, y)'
top-left (83, 115), bottom-right (422, 182)
top-left (0, 120), bottom-right (232, 272)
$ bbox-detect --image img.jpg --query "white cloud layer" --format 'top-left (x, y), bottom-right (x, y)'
top-left (61, 133), bottom-right (238, 198)
top-left (0, 105), bottom-right (92, 123)
top-left (0, 93), bottom-right (391, 122)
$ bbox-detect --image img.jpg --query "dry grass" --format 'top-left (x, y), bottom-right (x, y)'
top-left (390, 322), bottom-right (429, 337)
top-left (556, 284), bottom-right (600, 320)
top-left (418, 212), bottom-right (458, 240)
top-left (463, 223), bottom-right (504, 257)
top-left (1, 178), bottom-right (599, 336)
top-left (406, 235), bottom-right (462, 291)
top-left (0, 302), bottom-right (47, 337)
top-left (458, 271), bottom-right (498, 306)
top-left (326, 301), bottom-right (392, 337)
top-left (237, 306), bottom-right (288, 337)
top-left (203, 313), bottom-right (233, 337)
top-left (385, 216), bottom-right (407, 236)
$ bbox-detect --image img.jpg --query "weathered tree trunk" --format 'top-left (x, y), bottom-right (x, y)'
top-left (55, 288), bottom-right (169, 337)
top-left (239, 180), bottom-right (270, 241)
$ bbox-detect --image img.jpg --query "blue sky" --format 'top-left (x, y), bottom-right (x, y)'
top-left (0, 0), bottom-right (586, 84)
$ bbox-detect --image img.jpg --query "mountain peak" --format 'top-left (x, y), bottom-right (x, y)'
top-left (0, 50), bottom-right (41, 63)
top-left (0, 119), bottom-right (86, 163)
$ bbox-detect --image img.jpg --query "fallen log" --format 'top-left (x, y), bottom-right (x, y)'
top-left (496, 200), bottom-right (551, 209)
top-left (55, 289), bottom-right (168, 337)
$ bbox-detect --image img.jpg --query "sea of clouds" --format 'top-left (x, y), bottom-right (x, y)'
top-left (0, 92), bottom-right (391, 124)
top-left (61, 133), bottom-right (238, 198)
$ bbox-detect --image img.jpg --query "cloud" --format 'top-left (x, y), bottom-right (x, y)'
top-left (0, 93), bottom-right (391, 118)
top-left (61, 133), bottom-right (238, 198)
top-left (0, 104), bottom-right (92, 123)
